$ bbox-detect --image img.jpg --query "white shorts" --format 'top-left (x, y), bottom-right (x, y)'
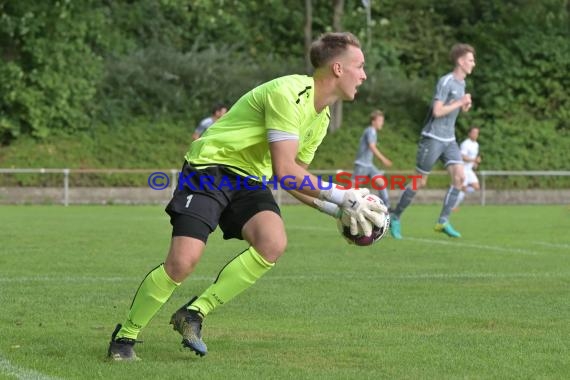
top-left (464, 167), bottom-right (479, 186)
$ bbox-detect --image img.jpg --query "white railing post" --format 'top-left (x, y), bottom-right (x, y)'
top-left (170, 169), bottom-right (177, 196)
top-left (63, 168), bottom-right (70, 207)
top-left (481, 171), bottom-right (486, 206)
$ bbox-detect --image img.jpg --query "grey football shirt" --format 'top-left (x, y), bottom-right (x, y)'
top-left (195, 116), bottom-right (214, 137)
top-left (421, 73), bottom-right (465, 142)
top-left (354, 126), bottom-right (376, 166)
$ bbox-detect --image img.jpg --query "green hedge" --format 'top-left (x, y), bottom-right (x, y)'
top-left (1, 117), bottom-right (569, 189)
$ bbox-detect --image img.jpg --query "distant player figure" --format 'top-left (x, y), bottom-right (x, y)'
top-left (389, 43), bottom-right (476, 239)
top-left (191, 103), bottom-right (227, 140)
top-left (453, 126), bottom-right (482, 210)
top-left (353, 109), bottom-right (393, 209)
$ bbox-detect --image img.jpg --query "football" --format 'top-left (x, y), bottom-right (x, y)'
top-left (337, 194), bottom-right (390, 246)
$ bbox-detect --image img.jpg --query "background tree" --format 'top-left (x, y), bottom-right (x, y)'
top-left (0, 0), bottom-right (569, 176)
top-left (328, 0), bottom-right (345, 132)
top-left (304, 0), bottom-right (313, 74)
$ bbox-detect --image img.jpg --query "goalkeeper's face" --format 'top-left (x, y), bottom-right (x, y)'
top-left (337, 46), bottom-right (367, 101)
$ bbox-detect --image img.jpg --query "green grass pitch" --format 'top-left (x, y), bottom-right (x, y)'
top-left (0, 204), bottom-right (569, 379)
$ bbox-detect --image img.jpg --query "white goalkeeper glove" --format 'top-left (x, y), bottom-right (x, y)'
top-left (319, 186), bottom-right (377, 236)
top-left (341, 207), bottom-right (373, 237)
top-left (313, 198), bottom-right (371, 236)
top-left (361, 194), bottom-right (389, 227)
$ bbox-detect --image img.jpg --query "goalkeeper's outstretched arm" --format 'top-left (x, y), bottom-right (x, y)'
top-left (286, 160), bottom-right (323, 209)
top-left (269, 139), bottom-right (382, 233)
top-left (288, 189), bottom-right (318, 208)
top-left (286, 157), bottom-right (343, 217)
top-left (286, 190), bottom-right (341, 219)
top-left (269, 139), bottom-right (324, 199)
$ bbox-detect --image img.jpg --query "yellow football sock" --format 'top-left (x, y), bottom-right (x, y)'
top-left (189, 247), bottom-right (274, 316)
top-left (118, 263), bottom-right (180, 339)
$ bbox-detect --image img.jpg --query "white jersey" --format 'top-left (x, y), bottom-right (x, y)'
top-left (460, 138), bottom-right (479, 170)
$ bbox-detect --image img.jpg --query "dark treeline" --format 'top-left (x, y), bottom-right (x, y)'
top-left (1, 0), bottom-right (569, 172)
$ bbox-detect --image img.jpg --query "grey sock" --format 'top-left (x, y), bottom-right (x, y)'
top-left (454, 191), bottom-right (465, 209)
top-left (392, 187), bottom-right (417, 219)
top-left (439, 187), bottom-right (461, 224)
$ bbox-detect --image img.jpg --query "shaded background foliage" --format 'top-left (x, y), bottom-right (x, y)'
top-left (0, 0), bottom-right (569, 178)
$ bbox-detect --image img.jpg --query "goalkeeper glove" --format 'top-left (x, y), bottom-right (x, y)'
top-left (320, 186), bottom-right (376, 236)
top-left (314, 198), bottom-right (374, 236)
top-left (361, 194), bottom-right (389, 228)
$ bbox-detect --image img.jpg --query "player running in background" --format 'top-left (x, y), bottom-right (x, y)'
top-left (108, 32), bottom-right (385, 361)
top-left (389, 43), bottom-right (476, 239)
top-left (454, 126), bottom-right (482, 210)
top-left (353, 109), bottom-right (393, 209)
top-left (191, 103), bottom-right (227, 140)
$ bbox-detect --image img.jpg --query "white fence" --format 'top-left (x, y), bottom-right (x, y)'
top-left (479, 170), bottom-right (570, 206)
top-left (1, 168), bottom-right (569, 206)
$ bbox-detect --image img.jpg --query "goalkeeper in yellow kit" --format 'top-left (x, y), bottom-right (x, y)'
top-left (107, 32), bottom-right (384, 360)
